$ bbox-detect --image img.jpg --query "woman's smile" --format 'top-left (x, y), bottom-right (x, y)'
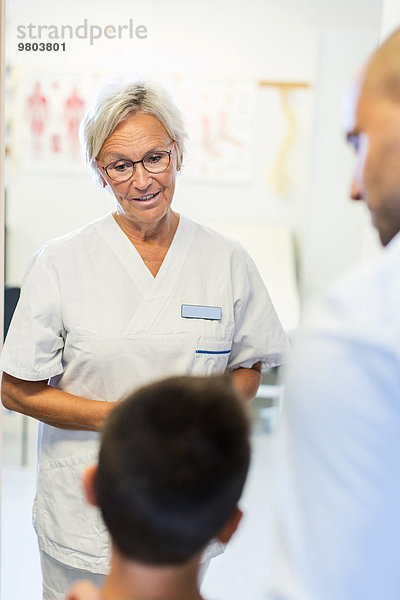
top-left (132, 191), bottom-right (161, 202)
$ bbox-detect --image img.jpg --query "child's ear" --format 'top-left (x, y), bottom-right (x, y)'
top-left (82, 464), bottom-right (99, 507)
top-left (217, 507), bottom-right (243, 544)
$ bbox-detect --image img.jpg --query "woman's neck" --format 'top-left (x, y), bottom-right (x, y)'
top-left (112, 210), bottom-right (180, 277)
top-left (112, 210), bottom-right (180, 246)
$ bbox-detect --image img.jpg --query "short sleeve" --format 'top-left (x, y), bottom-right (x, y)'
top-left (228, 252), bottom-right (290, 371)
top-left (0, 249), bottom-right (65, 381)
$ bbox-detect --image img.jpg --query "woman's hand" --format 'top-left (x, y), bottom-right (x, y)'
top-left (231, 362), bottom-right (262, 402)
top-left (1, 372), bottom-right (117, 431)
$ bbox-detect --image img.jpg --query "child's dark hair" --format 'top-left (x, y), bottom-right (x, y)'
top-left (95, 374), bottom-right (250, 565)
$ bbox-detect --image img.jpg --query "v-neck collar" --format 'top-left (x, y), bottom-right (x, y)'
top-left (95, 213), bottom-right (195, 298)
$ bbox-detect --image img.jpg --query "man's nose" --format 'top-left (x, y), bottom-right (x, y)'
top-left (350, 180), bottom-right (364, 201)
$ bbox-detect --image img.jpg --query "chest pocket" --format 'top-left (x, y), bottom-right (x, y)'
top-left (192, 337), bottom-right (233, 376)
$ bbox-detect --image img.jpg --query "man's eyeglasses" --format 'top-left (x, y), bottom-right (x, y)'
top-left (101, 149), bottom-right (173, 183)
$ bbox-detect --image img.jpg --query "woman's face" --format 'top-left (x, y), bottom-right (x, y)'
top-left (97, 112), bottom-right (180, 230)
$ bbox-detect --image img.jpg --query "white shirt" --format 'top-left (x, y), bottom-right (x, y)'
top-left (268, 232), bottom-right (400, 600)
top-left (1, 213), bottom-right (289, 572)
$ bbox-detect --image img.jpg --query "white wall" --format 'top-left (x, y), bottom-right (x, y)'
top-left (381, 0), bottom-right (400, 40)
top-left (301, 30), bottom-right (381, 296)
top-left (1, 0), bottom-right (7, 587)
top-left (4, 0), bottom-right (383, 303)
top-left (1, 0), bottom-right (5, 342)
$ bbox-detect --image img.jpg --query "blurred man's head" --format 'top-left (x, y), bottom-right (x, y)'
top-left (83, 375), bottom-right (250, 565)
top-left (347, 28), bottom-right (400, 246)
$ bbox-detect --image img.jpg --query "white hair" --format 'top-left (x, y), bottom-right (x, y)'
top-left (80, 80), bottom-right (187, 186)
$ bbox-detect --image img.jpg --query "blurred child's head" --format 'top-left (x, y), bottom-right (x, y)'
top-left (84, 375), bottom-right (250, 565)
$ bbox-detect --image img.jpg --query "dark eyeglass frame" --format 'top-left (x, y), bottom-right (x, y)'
top-left (101, 149), bottom-right (173, 182)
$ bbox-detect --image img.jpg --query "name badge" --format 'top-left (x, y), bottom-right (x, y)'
top-left (181, 304), bottom-right (222, 321)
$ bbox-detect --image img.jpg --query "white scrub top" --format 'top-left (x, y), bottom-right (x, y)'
top-left (1, 213), bottom-right (289, 573)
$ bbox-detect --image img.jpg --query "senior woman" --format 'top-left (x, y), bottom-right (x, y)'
top-left (1, 81), bottom-right (289, 599)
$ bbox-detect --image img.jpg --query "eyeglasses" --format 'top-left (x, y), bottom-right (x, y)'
top-left (101, 149), bottom-right (173, 183)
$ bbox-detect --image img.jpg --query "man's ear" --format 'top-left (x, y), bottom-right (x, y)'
top-left (82, 464), bottom-right (99, 507)
top-left (217, 507), bottom-right (243, 544)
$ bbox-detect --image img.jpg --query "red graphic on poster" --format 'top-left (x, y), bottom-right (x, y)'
top-left (218, 109), bottom-right (243, 146)
top-left (64, 88), bottom-right (85, 156)
top-left (202, 115), bottom-right (220, 156)
top-left (27, 82), bottom-right (48, 156)
top-left (51, 133), bottom-right (61, 154)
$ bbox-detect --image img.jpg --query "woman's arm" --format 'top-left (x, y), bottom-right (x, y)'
top-left (1, 372), bottom-right (117, 431)
top-left (231, 361), bottom-right (262, 402)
